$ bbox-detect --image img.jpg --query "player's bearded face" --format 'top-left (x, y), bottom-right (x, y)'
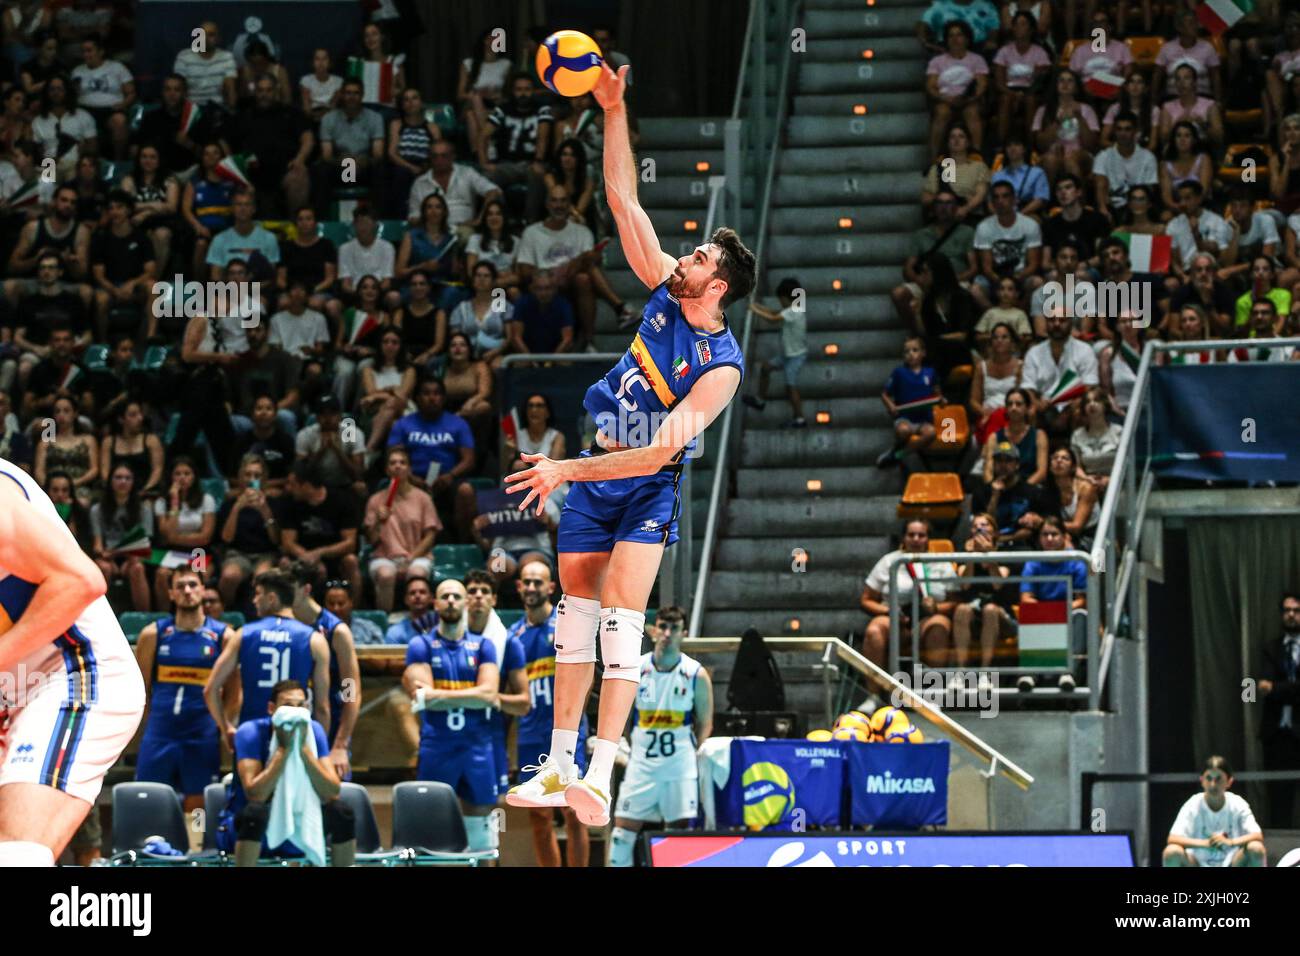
top-left (667, 263), bottom-right (712, 299)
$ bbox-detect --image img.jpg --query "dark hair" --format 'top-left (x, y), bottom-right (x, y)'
top-left (1097, 236), bottom-right (1128, 260)
top-left (291, 459), bottom-right (324, 488)
top-left (107, 188), bottom-right (135, 209)
top-left (775, 277), bottom-right (801, 301)
top-left (708, 227), bottom-right (756, 308)
top-left (1010, 10), bottom-right (1038, 34)
top-left (1204, 755), bottom-right (1233, 778)
top-left (38, 74), bottom-right (77, 117)
top-left (162, 72), bottom-right (187, 88)
top-left (254, 569), bottom-right (297, 609)
top-left (1038, 515), bottom-right (1065, 539)
top-left (287, 558), bottom-right (321, 590)
top-left (474, 198), bottom-right (517, 255)
top-left (1003, 386), bottom-right (1034, 418)
top-left (417, 376), bottom-right (446, 398)
top-left (519, 392), bottom-right (553, 426)
top-left (99, 460), bottom-right (143, 529)
top-left (656, 605), bottom-right (687, 628)
top-left (1055, 173), bottom-right (1082, 192)
top-left (549, 137), bottom-right (589, 204)
top-left (244, 39), bottom-right (275, 63)
top-left (902, 517), bottom-right (932, 536)
top-left (447, 329), bottom-right (474, 359)
top-left (921, 251), bottom-right (959, 300)
top-left (169, 455), bottom-right (205, 511)
top-left (386, 444), bottom-right (411, 465)
top-left (507, 69), bottom-right (535, 91)
top-left (942, 19), bottom-right (975, 47)
top-left (1041, 69), bottom-right (1082, 120)
top-left (376, 325), bottom-right (409, 372)
top-left (987, 321), bottom-right (1020, 351)
top-left (1164, 120), bottom-right (1204, 161)
top-left (270, 679), bottom-right (306, 704)
top-left (352, 204), bottom-right (376, 223)
top-left (467, 27), bottom-right (498, 90)
top-left (1176, 178), bottom-right (1205, 198)
top-left (1112, 110), bottom-right (1139, 128)
top-left (1054, 241), bottom-right (1081, 261)
top-left (464, 568), bottom-right (495, 591)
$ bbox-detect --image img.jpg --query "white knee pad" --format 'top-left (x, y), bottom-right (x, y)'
top-left (609, 826), bottom-right (636, 867)
top-left (600, 606), bottom-right (645, 682)
top-left (0, 840), bottom-right (54, 867)
top-left (555, 594), bottom-right (600, 664)
top-left (465, 813), bottom-right (498, 852)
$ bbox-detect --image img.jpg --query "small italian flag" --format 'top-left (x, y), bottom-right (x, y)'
top-left (1118, 338), bottom-right (1142, 374)
top-left (1046, 368), bottom-right (1087, 406)
top-left (894, 393), bottom-right (942, 415)
top-left (214, 153), bottom-right (256, 188)
top-left (179, 100), bottom-right (202, 136)
top-left (6, 179), bottom-right (42, 209)
top-left (1171, 349), bottom-right (1214, 365)
top-left (1084, 71), bottom-right (1124, 99)
top-left (58, 364), bottom-right (83, 391)
top-left (672, 356), bottom-right (690, 378)
top-left (1018, 600), bottom-right (1070, 668)
top-left (113, 525), bottom-right (153, 557)
top-left (345, 308), bottom-right (380, 346)
top-left (1116, 231), bottom-right (1172, 274)
top-left (348, 57), bottom-right (395, 104)
top-left (1196, 0), bottom-right (1252, 35)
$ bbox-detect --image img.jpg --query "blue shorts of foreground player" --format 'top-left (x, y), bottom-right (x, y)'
top-left (135, 732), bottom-right (220, 795)
top-left (557, 449), bottom-right (684, 552)
top-left (418, 742), bottom-right (499, 806)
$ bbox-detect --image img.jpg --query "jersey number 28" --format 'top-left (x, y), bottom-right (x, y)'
top-left (645, 731), bottom-right (676, 758)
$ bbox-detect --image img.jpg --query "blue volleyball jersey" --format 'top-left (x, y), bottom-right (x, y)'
top-left (406, 629), bottom-right (499, 747)
top-left (145, 615), bottom-right (224, 739)
top-left (584, 280), bottom-right (744, 458)
top-left (238, 615), bottom-right (320, 724)
top-left (314, 607), bottom-right (346, 741)
top-left (510, 608), bottom-right (589, 742)
top-left (487, 632), bottom-right (526, 740)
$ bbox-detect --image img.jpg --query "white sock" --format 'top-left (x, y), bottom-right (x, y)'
top-left (550, 728), bottom-right (579, 777)
top-left (464, 814), bottom-right (497, 852)
top-left (0, 840), bottom-right (54, 866)
top-left (586, 737), bottom-right (619, 794)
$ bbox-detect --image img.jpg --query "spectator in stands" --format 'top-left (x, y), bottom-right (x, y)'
top-left (449, 261), bottom-right (511, 368)
top-left (0, 138), bottom-right (53, 226)
top-left (502, 392), bottom-right (568, 507)
top-left (545, 138), bottom-right (598, 236)
top-left (1223, 190), bottom-right (1286, 289)
top-left (32, 75), bottom-right (95, 178)
top-left (322, 579), bottom-right (384, 645)
top-left (134, 74), bottom-right (205, 177)
top-left (281, 458), bottom-right (362, 604)
top-left (875, 335), bottom-right (941, 470)
top-left (975, 278), bottom-right (1032, 350)
top-left (894, 188), bottom-right (978, 325)
top-left (465, 198), bottom-right (521, 295)
top-left (396, 192), bottom-right (464, 313)
top-left (1098, 312), bottom-right (1146, 416)
top-left (980, 385), bottom-right (1046, 483)
top-left (1042, 446), bottom-right (1097, 548)
top-left (85, 333), bottom-right (134, 422)
top-left (46, 470), bottom-right (93, 554)
top-left (206, 189), bottom-right (278, 281)
top-left (1269, 113), bottom-right (1300, 216)
top-left (1071, 385), bottom-right (1123, 484)
top-left (219, 678), bottom-right (354, 867)
top-left (1167, 181), bottom-right (1233, 281)
top-left (90, 189), bottom-right (155, 340)
top-left (1114, 183), bottom-right (1164, 243)
top-left (1018, 515), bottom-right (1088, 692)
top-left (152, 455), bottom-right (217, 609)
top-left (392, 270), bottom-right (445, 369)
top-left (70, 153), bottom-right (107, 226)
top-left (100, 399), bottom-right (163, 498)
top-left (295, 394), bottom-right (367, 497)
top-left (457, 27), bottom-right (511, 161)
top-left (121, 144), bottom-right (180, 273)
top-left (973, 180), bottom-right (1043, 302)
top-left (1232, 256), bottom-right (1291, 331)
top-left (1023, 312), bottom-right (1099, 433)
top-left (314, 77), bottom-right (384, 216)
top-left (202, 585), bottom-right (224, 619)
top-left (921, 122), bottom-right (989, 222)
top-left (299, 47), bottom-right (342, 122)
top-left (229, 322), bottom-right (301, 436)
top-left (915, 252), bottom-right (977, 384)
top-left (989, 135), bottom-right (1049, 219)
top-left (269, 280), bottom-right (331, 382)
top-left (1228, 299), bottom-right (1293, 362)
top-left (1093, 111), bottom-right (1160, 219)
top-left (1266, 14), bottom-right (1300, 124)
top-left (20, 31), bottom-right (66, 101)
top-left (861, 518), bottom-right (959, 668)
top-left (1157, 303), bottom-right (1217, 367)
top-left (1101, 72), bottom-right (1158, 155)
top-left (440, 331), bottom-right (495, 450)
top-left (359, 326), bottom-right (416, 455)
top-left (33, 389), bottom-right (97, 501)
top-left (479, 72), bottom-right (553, 221)
top-left (71, 35), bottom-right (132, 161)
top-left (1027, 243), bottom-right (1089, 338)
top-left (925, 21), bottom-right (989, 158)
top-left (1260, 594), bottom-right (1300, 828)
top-left (336, 206), bottom-right (398, 302)
top-left (992, 11), bottom-right (1050, 148)
top-left (21, 324), bottom-right (91, 424)
top-left (742, 277), bottom-right (808, 428)
top-left (969, 321), bottom-right (1024, 441)
top-left (1158, 121), bottom-right (1214, 216)
top-left (231, 394), bottom-right (296, 493)
top-left (916, 0), bottom-right (1000, 54)
top-left (385, 575), bottom-right (435, 644)
top-left (1154, 11), bottom-right (1223, 104)
top-left (950, 511), bottom-right (1014, 674)
top-left (387, 376), bottom-right (475, 534)
top-left (54, 0), bottom-right (109, 59)
top-left (173, 20), bottom-right (237, 111)
top-left (469, 453), bottom-right (559, 589)
top-left (1042, 175), bottom-right (1110, 268)
top-left (223, 74), bottom-right (312, 216)
top-left (331, 272), bottom-right (389, 409)
top-left (1163, 756), bottom-right (1266, 866)
top-left (276, 206), bottom-right (337, 315)
top-left (407, 140), bottom-right (500, 237)
top-left (364, 444), bottom-right (438, 612)
top-left (1159, 64), bottom-right (1224, 154)
top-left (90, 461), bottom-right (150, 611)
top-left (234, 39), bottom-right (290, 106)
top-left (385, 87), bottom-right (442, 219)
top-left (7, 182), bottom-right (91, 283)
top-left (1033, 70), bottom-right (1099, 183)
top-left (181, 141), bottom-right (235, 276)
top-left (216, 453), bottom-right (282, 611)
top-left (507, 268), bottom-right (575, 357)
top-left (1067, 7), bottom-right (1131, 93)
top-left (8, 254), bottom-right (91, 395)
top-left (352, 21), bottom-right (405, 113)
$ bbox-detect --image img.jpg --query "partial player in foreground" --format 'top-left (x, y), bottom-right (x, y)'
top-left (505, 60), bottom-right (754, 827)
top-left (0, 457), bottom-right (145, 866)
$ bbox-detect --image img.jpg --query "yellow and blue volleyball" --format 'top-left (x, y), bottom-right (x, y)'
top-left (806, 728), bottom-right (833, 742)
top-left (832, 725), bottom-right (870, 742)
top-left (869, 706), bottom-right (910, 741)
top-left (883, 722), bottom-right (924, 744)
top-left (833, 710), bottom-right (873, 736)
top-left (535, 30), bottom-right (604, 97)
top-left (741, 761), bottom-right (795, 829)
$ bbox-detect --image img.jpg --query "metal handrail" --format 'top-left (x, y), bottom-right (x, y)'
top-left (689, 0), bottom-right (800, 638)
top-left (730, 0), bottom-right (760, 120)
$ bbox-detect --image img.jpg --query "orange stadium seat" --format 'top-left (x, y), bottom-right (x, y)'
top-left (1057, 38), bottom-right (1083, 68)
top-left (897, 472), bottom-right (964, 521)
top-left (928, 539), bottom-right (955, 553)
top-left (1126, 37), bottom-right (1164, 68)
top-left (931, 404), bottom-right (970, 452)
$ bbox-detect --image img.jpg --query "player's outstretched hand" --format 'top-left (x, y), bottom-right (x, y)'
top-left (506, 452), bottom-right (565, 517)
top-left (592, 61), bottom-right (629, 111)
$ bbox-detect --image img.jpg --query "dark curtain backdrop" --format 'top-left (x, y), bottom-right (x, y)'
top-left (1186, 516), bottom-right (1300, 819)
top-left (407, 0), bottom-right (745, 117)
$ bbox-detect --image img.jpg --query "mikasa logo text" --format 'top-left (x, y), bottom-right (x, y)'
top-left (49, 887), bottom-right (151, 936)
top-left (866, 771), bottom-right (936, 795)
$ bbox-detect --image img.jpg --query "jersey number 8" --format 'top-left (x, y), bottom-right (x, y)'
top-left (447, 708), bottom-right (466, 731)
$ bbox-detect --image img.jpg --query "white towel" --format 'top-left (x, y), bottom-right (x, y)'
top-left (478, 609), bottom-right (509, 665)
top-left (696, 736), bottom-right (763, 828)
top-left (266, 706), bottom-right (326, 866)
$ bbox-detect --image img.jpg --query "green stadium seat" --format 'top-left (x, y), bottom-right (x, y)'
top-left (119, 611), bottom-right (165, 642)
top-left (354, 609), bottom-right (389, 634)
top-left (496, 609), bottom-right (524, 628)
top-left (645, 608), bottom-right (657, 626)
top-left (433, 543), bottom-right (484, 582)
top-left (82, 344), bottom-right (110, 372)
top-left (220, 611), bottom-right (246, 630)
top-left (378, 219), bottom-right (408, 242)
top-left (131, 345), bottom-right (171, 372)
top-left (425, 103), bottom-right (458, 138)
top-left (318, 221), bottom-right (353, 247)
top-left (201, 477), bottom-right (228, 503)
top-left (466, 476), bottom-right (496, 491)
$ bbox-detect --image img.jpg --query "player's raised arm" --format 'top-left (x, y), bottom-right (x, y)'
top-left (594, 62), bottom-right (676, 290)
top-left (0, 478), bottom-right (107, 673)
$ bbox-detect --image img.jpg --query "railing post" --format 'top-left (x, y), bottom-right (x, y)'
top-left (1088, 566), bottom-right (1101, 710)
top-left (754, 0), bottom-right (766, 164)
top-left (724, 119), bottom-right (742, 229)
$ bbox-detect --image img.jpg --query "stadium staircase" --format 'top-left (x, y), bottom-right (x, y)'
top-left (699, 0), bottom-right (931, 638)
